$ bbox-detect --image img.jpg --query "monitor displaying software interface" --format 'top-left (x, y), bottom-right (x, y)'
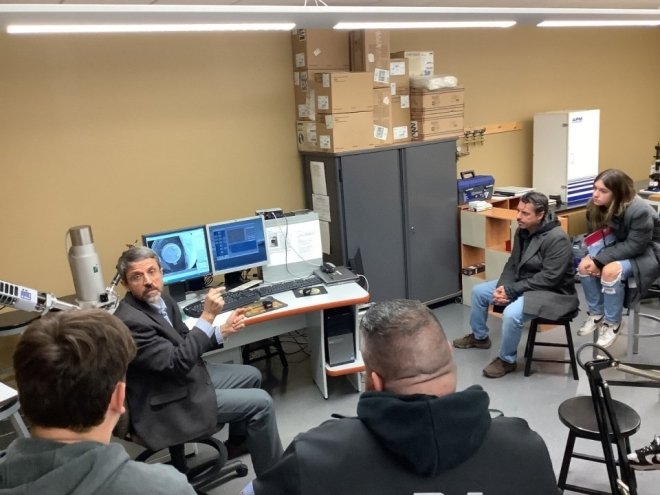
top-left (206, 215), bottom-right (269, 276)
top-left (142, 225), bottom-right (211, 286)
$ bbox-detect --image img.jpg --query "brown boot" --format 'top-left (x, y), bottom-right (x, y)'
top-left (453, 333), bottom-right (491, 349)
top-left (483, 357), bottom-right (517, 378)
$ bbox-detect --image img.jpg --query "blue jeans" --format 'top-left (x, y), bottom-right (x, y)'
top-left (579, 259), bottom-right (632, 325)
top-left (470, 279), bottom-right (534, 364)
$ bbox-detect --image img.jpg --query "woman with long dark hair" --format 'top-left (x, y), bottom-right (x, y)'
top-left (577, 168), bottom-right (660, 348)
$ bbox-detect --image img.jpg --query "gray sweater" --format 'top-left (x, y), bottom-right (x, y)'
top-left (0, 438), bottom-right (195, 495)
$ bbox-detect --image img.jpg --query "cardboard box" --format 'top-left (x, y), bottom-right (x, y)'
top-left (349, 30), bottom-right (390, 88)
top-left (372, 88), bottom-right (393, 146)
top-left (316, 112), bottom-right (375, 152)
top-left (389, 58), bottom-right (409, 96)
top-left (391, 50), bottom-right (434, 77)
top-left (293, 69), bottom-right (341, 121)
top-left (391, 95), bottom-right (411, 143)
top-left (410, 114), bottom-right (464, 137)
top-left (292, 29), bottom-right (350, 70)
top-left (296, 121), bottom-right (318, 152)
top-left (313, 72), bottom-right (373, 114)
top-left (410, 87), bottom-right (465, 110)
top-left (410, 104), bottom-right (464, 119)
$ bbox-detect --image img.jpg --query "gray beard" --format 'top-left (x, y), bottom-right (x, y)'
top-left (143, 291), bottom-right (162, 305)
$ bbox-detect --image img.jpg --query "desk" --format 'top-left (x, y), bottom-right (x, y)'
top-left (184, 282), bottom-right (370, 399)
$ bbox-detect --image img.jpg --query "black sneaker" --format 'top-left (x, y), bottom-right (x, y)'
top-left (628, 435), bottom-right (660, 470)
top-left (453, 333), bottom-right (491, 349)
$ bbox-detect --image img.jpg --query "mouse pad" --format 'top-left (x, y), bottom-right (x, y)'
top-left (243, 298), bottom-right (287, 318)
top-left (293, 285), bottom-right (327, 298)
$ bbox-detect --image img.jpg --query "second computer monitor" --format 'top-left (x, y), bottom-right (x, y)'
top-left (206, 215), bottom-right (269, 284)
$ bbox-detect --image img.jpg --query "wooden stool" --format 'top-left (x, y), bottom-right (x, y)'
top-left (524, 312), bottom-right (579, 380)
top-left (557, 396), bottom-right (640, 495)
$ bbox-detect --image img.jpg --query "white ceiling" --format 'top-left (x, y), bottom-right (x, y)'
top-left (1, 1), bottom-right (660, 31)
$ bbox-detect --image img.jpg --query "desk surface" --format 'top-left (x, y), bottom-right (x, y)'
top-left (182, 282), bottom-right (370, 329)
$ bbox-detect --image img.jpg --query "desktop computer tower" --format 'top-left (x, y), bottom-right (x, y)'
top-left (324, 306), bottom-right (356, 366)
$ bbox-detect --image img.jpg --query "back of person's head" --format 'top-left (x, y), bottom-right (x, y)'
top-left (360, 299), bottom-right (456, 395)
top-left (520, 191), bottom-right (549, 217)
top-left (13, 309), bottom-right (137, 432)
top-left (589, 168), bottom-right (636, 226)
top-left (116, 246), bottom-right (160, 283)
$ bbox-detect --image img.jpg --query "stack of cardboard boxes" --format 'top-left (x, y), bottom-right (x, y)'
top-left (410, 86), bottom-right (465, 141)
top-left (293, 29), bottom-right (459, 152)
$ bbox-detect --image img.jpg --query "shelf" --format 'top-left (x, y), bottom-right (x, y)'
top-left (325, 355), bottom-right (365, 377)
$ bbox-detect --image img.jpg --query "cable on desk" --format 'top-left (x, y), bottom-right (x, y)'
top-left (356, 274), bottom-right (369, 293)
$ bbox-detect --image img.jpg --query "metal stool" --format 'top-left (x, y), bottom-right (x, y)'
top-left (626, 281), bottom-right (660, 359)
top-left (524, 310), bottom-right (579, 379)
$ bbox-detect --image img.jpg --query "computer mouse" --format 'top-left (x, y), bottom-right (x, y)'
top-left (262, 299), bottom-right (274, 310)
top-left (321, 262), bottom-right (336, 274)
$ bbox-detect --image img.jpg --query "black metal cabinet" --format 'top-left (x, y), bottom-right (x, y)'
top-left (301, 139), bottom-right (460, 304)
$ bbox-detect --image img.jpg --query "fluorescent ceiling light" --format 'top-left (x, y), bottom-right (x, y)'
top-left (7, 23), bottom-right (296, 34)
top-left (334, 21), bottom-right (516, 30)
top-left (538, 20), bottom-right (660, 27)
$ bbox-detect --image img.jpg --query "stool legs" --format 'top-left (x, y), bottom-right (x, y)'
top-left (557, 430), bottom-right (637, 495)
top-left (557, 430), bottom-right (576, 491)
top-left (524, 319), bottom-right (578, 379)
top-left (564, 323), bottom-right (579, 380)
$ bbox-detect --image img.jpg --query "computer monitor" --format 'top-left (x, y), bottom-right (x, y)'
top-left (262, 211), bottom-right (323, 283)
top-left (141, 225), bottom-right (211, 301)
top-left (206, 215), bottom-right (269, 287)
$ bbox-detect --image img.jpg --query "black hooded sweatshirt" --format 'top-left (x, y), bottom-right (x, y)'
top-left (253, 385), bottom-right (557, 495)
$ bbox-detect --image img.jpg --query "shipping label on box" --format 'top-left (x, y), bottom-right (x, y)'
top-left (391, 50), bottom-right (434, 77)
top-left (297, 121), bottom-right (318, 152)
top-left (391, 95), bottom-right (411, 143)
top-left (389, 58), bottom-right (410, 96)
top-left (349, 30), bottom-right (391, 88)
top-left (313, 72), bottom-right (373, 114)
top-left (372, 88), bottom-right (393, 146)
top-left (292, 29), bottom-right (350, 70)
top-left (410, 87), bottom-right (465, 110)
top-left (317, 111), bottom-right (374, 152)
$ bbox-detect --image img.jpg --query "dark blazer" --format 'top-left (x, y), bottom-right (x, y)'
top-left (114, 292), bottom-right (221, 451)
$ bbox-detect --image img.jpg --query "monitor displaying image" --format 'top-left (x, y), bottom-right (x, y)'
top-left (142, 225), bottom-right (211, 286)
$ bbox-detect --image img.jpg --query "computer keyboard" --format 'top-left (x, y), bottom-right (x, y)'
top-left (257, 275), bottom-right (324, 297)
top-left (182, 289), bottom-right (261, 318)
top-left (182, 276), bottom-right (325, 318)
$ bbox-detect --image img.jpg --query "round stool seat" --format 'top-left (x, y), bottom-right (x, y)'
top-left (558, 396), bottom-right (641, 441)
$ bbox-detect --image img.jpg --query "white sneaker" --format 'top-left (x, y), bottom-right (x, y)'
top-left (577, 314), bottom-right (603, 336)
top-left (597, 320), bottom-right (624, 349)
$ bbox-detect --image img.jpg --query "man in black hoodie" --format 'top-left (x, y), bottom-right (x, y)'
top-left (244, 299), bottom-right (558, 495)
top-left (454, 191), bottom-right (578, 378)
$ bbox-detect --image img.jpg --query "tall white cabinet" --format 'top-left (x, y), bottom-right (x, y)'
top-left (533, 109), bottom-right (600, 206)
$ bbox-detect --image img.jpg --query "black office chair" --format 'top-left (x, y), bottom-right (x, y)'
top-left (114, 409), bottom-right (248, 494)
